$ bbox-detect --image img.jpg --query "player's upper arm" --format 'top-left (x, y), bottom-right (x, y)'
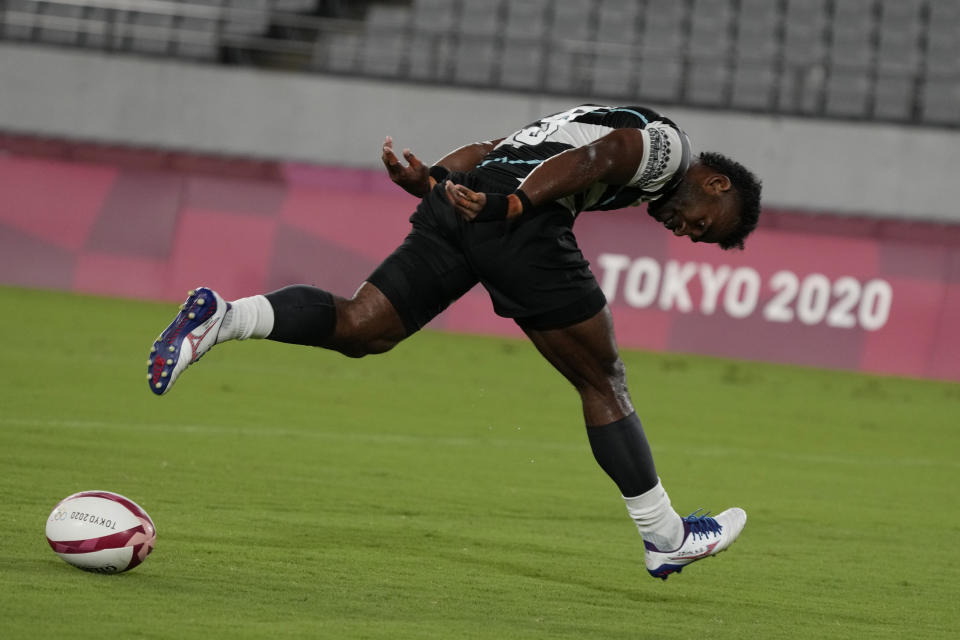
top-left (587, 129), bottom-right (647, 186)
top-left (435, 137), bottom-right (507, 173)
top-left (591, 123), bottom-right (689, 190)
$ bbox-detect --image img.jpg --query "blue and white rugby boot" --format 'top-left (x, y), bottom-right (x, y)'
top-left (147, 287), bottom-right (228, 396)
top-left (644, 508), bottom-right (747, 580)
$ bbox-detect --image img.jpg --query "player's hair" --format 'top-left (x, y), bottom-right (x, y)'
top-left (698, 151), bottom-right (762, 250)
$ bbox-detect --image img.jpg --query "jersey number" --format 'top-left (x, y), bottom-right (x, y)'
top-left (512, 106), bottom-right (594, 145)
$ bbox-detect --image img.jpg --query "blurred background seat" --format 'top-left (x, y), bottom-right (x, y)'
top-left (452, 0), bottom-right (502, 85)
top-left (1, 0), bottom-right (957, 127)
top-left (685, 0), bottom-right (734, 106)
top-left (637, 0), bottom-right (685, 102)
top-left (499, 0), bottom-right (549, 91)
top-left (407, 0), bottom-right (455, 81)
top-left (730, 0), bottom-right (779, 109)
top-left (359, 4), bottom-right (410, 76)
top-left (544, 0), bottom-right (593, 95)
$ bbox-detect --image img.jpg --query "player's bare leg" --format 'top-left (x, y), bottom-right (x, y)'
top-left (523, 306), bottom-right (746, 579)
top-left (264, 281), bottom-right (407, 357)
top-left (147, 282), bottom-right (406, 395)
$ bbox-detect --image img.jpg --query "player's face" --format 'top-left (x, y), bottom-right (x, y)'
top-left (651, 174), bottom-right (739, 245)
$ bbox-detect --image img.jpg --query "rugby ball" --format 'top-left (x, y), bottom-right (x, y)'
top-left (45, 490), bottom-right (156, 574)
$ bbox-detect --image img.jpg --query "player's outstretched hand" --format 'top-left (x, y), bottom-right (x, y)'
top-left (382, 136), bottom-right (430, 198)
top-left (445, 181), bottom-right (487, 221)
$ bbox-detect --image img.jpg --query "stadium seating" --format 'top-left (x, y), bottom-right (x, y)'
top-left (589, 0), bottom-right (641, 98)
top-left (730, 0), bottom-right (779, 109)
top-left (500, 0), bottom-right (549, 90)
top-left (924, 1), bottom-right (960, 123)
top-left (543, 0), bottom-right (592, 94)
top-left (870, 0), bottom-right (922, 120)
top-left (0, 0), bottom-right (957, 127)
top-left (359, 4), bottom-right (410, 76)
top-left (37, 0), bottom-right (85, 46)
top-left (685, 0), bottom-right (733, 106)
top-left (451, 0), bottom-right (501, 85)
top-left (637, 0), bottom-right (685, 102)
top-left (406, 0), bottom-right (454, 80)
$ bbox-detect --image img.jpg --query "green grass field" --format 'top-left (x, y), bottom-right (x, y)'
top-left (1, 286), bottom-right (958, 639)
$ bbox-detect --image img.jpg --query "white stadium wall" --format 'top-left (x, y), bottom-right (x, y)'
top-left (1, 42), bottom-right (960, 223)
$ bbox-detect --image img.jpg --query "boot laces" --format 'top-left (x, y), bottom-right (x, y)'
top-left (683, 509), bottom-right (723, 541)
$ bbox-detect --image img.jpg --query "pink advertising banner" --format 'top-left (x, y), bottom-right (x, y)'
top-left (2, 141), bottom-right (959, 382)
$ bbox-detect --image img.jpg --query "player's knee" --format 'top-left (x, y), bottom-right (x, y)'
top-left (612, 357), bottom-right (628, 386)
top-left (335, 299), bottom-right (405, 358)
top-left (339, 336), bottom-right (400, 358)
top-left (573, 356), bottom-right (628, 400)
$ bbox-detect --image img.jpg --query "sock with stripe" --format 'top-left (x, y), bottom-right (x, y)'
top-left (586, 412), bottom-right (684, 551)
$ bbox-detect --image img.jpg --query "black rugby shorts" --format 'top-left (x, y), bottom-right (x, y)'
top-left (367, 172), bottom-right (606, 335)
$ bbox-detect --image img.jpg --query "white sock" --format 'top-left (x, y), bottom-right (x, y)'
top-left (216, 295), bottom-right (275, 343)
top-left (623, 479), bottom-right (684, 551)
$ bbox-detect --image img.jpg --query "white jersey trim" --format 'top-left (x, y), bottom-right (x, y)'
top-left (629, 122), bottom-right (686, 192)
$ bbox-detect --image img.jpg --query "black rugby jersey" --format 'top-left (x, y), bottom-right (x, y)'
top-left (473, 104), bottom-right (692, 216)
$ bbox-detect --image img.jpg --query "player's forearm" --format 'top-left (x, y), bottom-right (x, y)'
top-left (457, 146), bottom-right (621, 222)
top-left (434, 139), bottom-right (505, 173)
top-left (450, 128), bottom-right (643, 223)
top-left (517, 145), bottom-right (621, 209)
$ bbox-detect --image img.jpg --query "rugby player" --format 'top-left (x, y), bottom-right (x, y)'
top-left (147, 104), bottom-right (762, 579)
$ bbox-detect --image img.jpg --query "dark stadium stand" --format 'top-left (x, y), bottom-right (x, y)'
top-left (0, 0), bottom-right (957, 127)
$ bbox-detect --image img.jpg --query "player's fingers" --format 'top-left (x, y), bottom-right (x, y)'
top-left (458, 186), bottom-right (479, 203)
top-left (381, 147), bottom-right (400, 169)
top-left (447, 182), bottom-right (464, 197)
top-left (445, 184), bottom-right (483, 220)
top-left (445, 182), bottom-right (471, 212)
top-left (453, 185), bottom-right (476, 206)
top-left (382, 136), bottom-right (401, 167)
top-left (404, 149), bottom-right (424, 169)
top-left (444, 180), bottom-right (457, 204)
